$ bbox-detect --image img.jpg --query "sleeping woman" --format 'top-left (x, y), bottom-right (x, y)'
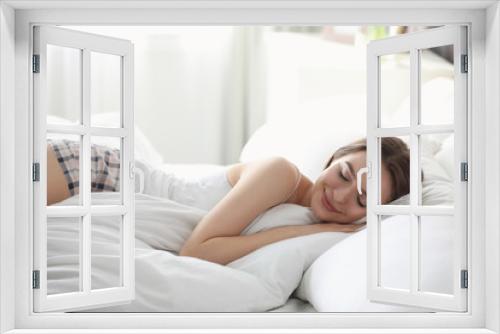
top-left (47, 137), bottom-right (410, 265)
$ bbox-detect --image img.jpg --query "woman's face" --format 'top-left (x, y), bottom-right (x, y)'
top-left (310, 151), bottom-right (393, 223)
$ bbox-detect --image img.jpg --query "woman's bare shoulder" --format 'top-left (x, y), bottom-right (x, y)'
top-left (226, 157), bottom-right (301, 190)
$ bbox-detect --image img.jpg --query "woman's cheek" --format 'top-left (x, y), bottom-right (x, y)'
top-left (342, 206), bottom-right (364, 223)
top-left (354, 207), bottom-right (367, 220)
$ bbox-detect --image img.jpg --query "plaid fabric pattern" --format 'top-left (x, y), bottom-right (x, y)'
top-left (91, 143), bottom-right (121, 192)
top-left (48, 139), bottom-right (121, 195)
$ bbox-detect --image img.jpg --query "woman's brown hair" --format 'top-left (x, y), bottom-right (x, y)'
top-left (324, 137), bottom-right (410, 202)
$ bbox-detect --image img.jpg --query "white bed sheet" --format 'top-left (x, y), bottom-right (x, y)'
top-left (48, 192), bottom-right (347, 312)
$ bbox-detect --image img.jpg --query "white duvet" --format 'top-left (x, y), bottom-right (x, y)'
top-left (48, 192), bottom-right (350, 312)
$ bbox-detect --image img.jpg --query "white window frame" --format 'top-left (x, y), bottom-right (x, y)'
top-left (0, 1), bottom-right (498, 333)
top-left (366, 26), bottom-right (468, 312)
top-left (32, 25), bottom-right (135, 312)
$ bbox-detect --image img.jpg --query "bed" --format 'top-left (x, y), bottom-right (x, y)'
top-left (46, 72), bottom-right (455, 313)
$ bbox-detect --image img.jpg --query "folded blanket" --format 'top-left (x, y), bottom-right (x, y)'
top-left (48, 193), bottom-right (350, 312)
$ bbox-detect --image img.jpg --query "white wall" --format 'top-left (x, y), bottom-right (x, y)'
top-left (60, 26), bottom-right (249, 165)
top-left (52, 26), bottom-right (453, 167)
top-left (263, 29), bottom-right (453, 125)
top-left (485, 3), bottom-right (500, 332)
top-left (0, 2), bottom-right (15, 333)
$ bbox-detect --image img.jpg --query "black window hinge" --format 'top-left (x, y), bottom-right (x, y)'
top-left (32, 55), bottom-right (40, 73)
top-left (32, 163), bottom-right (40, 182)
top-left (461, 162), bottom-right (468, 182)
top-left (461, 270), bottom-right (468, 289)
top-left (461, 54), bottom-right (468, 73)
top-left (32, 270), bottom-right (40, 289)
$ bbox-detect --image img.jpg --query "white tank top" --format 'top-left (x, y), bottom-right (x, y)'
top-left (136, 160), bottom-right (233, 212)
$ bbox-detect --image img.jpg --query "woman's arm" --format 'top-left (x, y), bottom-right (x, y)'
top-left (181, 222), bottom-right (362, 265)
top-left (179, 157), bottom-right (361, 265)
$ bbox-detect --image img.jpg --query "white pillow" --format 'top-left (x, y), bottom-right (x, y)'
top-left (392, 157), bottom-right (453, 207)
top-left (91, 113), bottom-right (164, 167)
top-left (296, 215), bottom-right (454, 312)
top-left (392, 77), bottom-right (454, 143)
top-left (296, 134), bottom-right (455, 311)
top-left (434, 134), bottom-right (454, 181)
top-left (240, 95), bottom-right (366, 181)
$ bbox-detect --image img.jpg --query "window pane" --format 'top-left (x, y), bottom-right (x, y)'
top-left (91, 52), bottom-right (122, 128)
top-left (47, 133), bottom-right (82, 206)
top-left (380, 215), bottom-right (411, 290)
top-left (379, 136), bottom-right (410, 205)
top-left (380, 52), bottom-right (410, 128)
top-left (47, 216), bottom-right (82, 295)
top-left (420, 134), bottom-right (454, 206)
top-left (419, 215), bottom-right (454, 294)
top-left (90, 137), bottom-right (122, 205)
top-left (420, 46), bottom-right (454, 126)
top-left (46, 44), bottom-right (82, 125)
top-left (91, 215), bottom-right (122, 289)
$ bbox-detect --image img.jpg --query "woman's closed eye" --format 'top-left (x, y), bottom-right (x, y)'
top-left (339, 169), bottom-right (348, 181)
top-left (339, 163), bottom-right (366, 208)
top-left (344, 179), bottom-right (365, 207)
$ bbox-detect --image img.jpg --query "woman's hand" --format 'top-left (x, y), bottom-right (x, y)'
top-left (313, 221), bottom-right (366, 233)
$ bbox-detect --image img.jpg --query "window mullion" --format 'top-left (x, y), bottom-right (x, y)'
top-left (409, 48), bottom-right (420, 295)
top-left (81, 48), bottom-right (91, 294)
top-left (374, 125), bottom-right (454, 137)
top-left (373, 205), bottom-right (454, 216)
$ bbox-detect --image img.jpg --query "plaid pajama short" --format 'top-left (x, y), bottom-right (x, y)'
top-left (48, 139), bottom-right (121, 196)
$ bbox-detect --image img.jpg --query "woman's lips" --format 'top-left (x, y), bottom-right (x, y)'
top-left (322, 191), bottom-right (340, 213)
